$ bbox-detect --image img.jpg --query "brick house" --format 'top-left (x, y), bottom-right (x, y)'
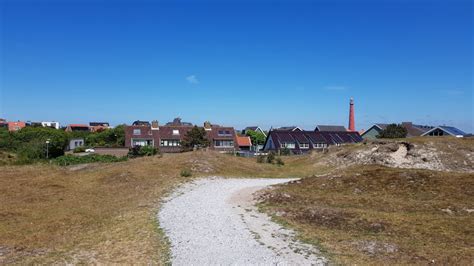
top-left (8, 121), bottom-right (26, 132)
top-left (125, 118), bottom-right (239, 153)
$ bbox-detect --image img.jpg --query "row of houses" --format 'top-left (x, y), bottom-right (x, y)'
top-left (123, 118), bottom-right (364, 154)
top-left (361, 122), bottom-right (468, 139)
top-left (0, 119), bottom-right (111, 132)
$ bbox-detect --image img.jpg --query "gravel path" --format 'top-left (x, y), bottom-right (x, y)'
top-left (158, 177), bottom-right (327, 265)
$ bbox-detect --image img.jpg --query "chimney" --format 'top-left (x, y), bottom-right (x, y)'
top-left (151, 120), bottom-right (159, 130)
top-left (348, 97), bottom-right (355, 132)
top-left (204, 121), bottom-right (212, 131)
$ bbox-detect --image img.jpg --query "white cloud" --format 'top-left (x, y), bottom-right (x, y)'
top-left (186, 75), bottom-right (199, 84)
top-left (324, 85), bottom-right (347, 91)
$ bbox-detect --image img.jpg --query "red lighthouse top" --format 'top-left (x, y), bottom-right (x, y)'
top-left (348, 97), bottom-right (355, 132)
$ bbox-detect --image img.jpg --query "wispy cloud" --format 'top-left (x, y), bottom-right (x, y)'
top-left (324, 85), bottom-right (347, 91)
top-left (186, 75), bottom-right (199, 84)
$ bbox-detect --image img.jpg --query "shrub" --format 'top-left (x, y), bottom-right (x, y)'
top-left (128, 145), bottom-right (159, 158)
top-left (378, 124), bottom-right (408, 138)
top-left (180, 169), bottom-right (192, 177)
top-left (53, 154), bottom-right (127, 166)
top-left (73, 146), bottom-right (86, 153)
top-left (266, 152), bottom-right (275, 164)
top-left (256, 155), bottom-right (265, 163)
top-left (280, 148), bottom-right (291, 156)
top-left (275, 157), bottom-right (285, 166)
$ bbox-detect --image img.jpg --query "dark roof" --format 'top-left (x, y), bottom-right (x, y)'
top-left (132, 120), bottom-right (151, 126)
top-left (90, 122), bottom-right (110, 127)
top-left (159, 126), bottom-right (194, 139)
top-left (315, 125), bottom-right (347, 132)
top-left (274, 126), bottom-right (302, 132)
top-left (165, 117), bottom-right (193, 126)
top-left (244, 126), bottom-right (259, 131)
top-left (422, 126), bottom-right (467, 137)
top-left (207, 126), bottom-right (236, 140)
top-left (265, 130), bottom-right (362, 150)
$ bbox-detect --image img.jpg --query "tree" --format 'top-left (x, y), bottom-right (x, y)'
top-left (377, 124), bottom-right (408, 138)
top-left (11, 127), bottom-right (68, 161)
top-left (245, 130), bottom-right (266, 145)
top-left (181, 126), bottom-right (210, 151)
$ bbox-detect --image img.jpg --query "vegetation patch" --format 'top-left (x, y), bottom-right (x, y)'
top-left (53, 154), bottom-right (127, 166)
top-left (259, 165), bottom-right (474, 264)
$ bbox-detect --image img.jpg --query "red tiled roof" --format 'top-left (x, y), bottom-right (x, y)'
top-left (236, 136), bottom-right (252, 147)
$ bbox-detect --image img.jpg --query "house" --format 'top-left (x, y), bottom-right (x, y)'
top-left (236, 136), bottom-right (252, 151)
top-left (132, 120), bottom-right (151, 126)
top-left (68, 138), bottom-right (85, 150)
top-left (89, 122), bottom-right (110, 132)
top-left (8, 121), bottom-right (26, 132)
top-left (203, 121), bottom-right (239, 152)
top-left (315, 125), bottom-right (347, 132)
top-left (165, 117), bottom-right (193, 126)
top-left (421, 126), bottom-right (467, 138)
top-left (273, 126), bottom-right (302, 132)
top-left (361, 122), bottom-right (433, 139)
top-left (0, 119), bottom-right (7, 129)
top-left (65, 124), bottom-right (90, 132)
top-left (125, 118), bottom-right (239, 153)
top-left (241, 126), bottom-right (267, 137)
top-left (41, 121), bottom-right (60, 129)
top-left (263, 130), bottom-right (362, 154)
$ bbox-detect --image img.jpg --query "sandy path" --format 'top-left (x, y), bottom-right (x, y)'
top-left (158, 178), bottom-right (326, 265)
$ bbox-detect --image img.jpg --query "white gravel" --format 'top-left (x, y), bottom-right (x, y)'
top-left (158, 177), bottom-right (327, 265)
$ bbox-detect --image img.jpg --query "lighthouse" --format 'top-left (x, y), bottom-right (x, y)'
top-left (348, 97), bottom-right (355, 132)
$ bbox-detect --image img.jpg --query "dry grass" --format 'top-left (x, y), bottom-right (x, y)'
top-left (1, 137), bottom-right (472, 264)
top-left (0, 150), bottom-right (324, 264)
top-left (259, 165), bottom-right (474, 264)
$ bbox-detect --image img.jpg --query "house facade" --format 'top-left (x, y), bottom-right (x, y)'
top-left (421, 126), bottom-right (466, 138)
top-left (8, 121), bottom-right (26, 132)
top-left (125, 119), bottom-right (239, 153)
top-left (361, 122), bottom-right (433, 139)
top-left (263, 130), bottom-right (362, 154)
top-left (65, 124), bottom-right (90, 132)
top-left (41, 121), bottom-right (60, 129)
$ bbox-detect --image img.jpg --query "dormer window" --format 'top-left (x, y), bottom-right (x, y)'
top-left (218, 130), bottom-right (232, 136)
top-left (133, 129), bottom-right (141, 135)
top-left (172, 129), bottom-right (179, 135)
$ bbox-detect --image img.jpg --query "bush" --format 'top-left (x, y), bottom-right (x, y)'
top-left (180, 169), bottom-right (192, 177)
top-left (53, 154), bottom-right (127, 166)
top-left (378, 124), bottom-right (408, 138)
top-left (275, 157), bottom-right (285, 166)
top-left (266, 152), bottom-right (276, 164)
top-left (73, 146), bottom-right (86, 153)
top-left (256, 155), bottom-right (265, 163)
top-left (128, 145), bottom-right (159, 158)
top-left (280, 148), bottom-right (291, 156)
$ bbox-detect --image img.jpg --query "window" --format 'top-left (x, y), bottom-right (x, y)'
top-left (133, 129), bottom-right (141, 135)
top-left (214, 140), bottom-right (234, 147)
top-left (217, 130), bottom-right (232, 136)
top-left (172, 129), bottom-right (179, 135)
top-left (161, 139), bottom-right (180, 147)
top-left (132, 139), bottom-right (153, 146)
top-left (280, 143), bottom-right (295, 149)
top-left (313, 143), bottom-right (327, 148)
top-left (299, 143), bottom-right (309, 149)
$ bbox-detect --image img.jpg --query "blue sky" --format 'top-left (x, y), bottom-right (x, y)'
top-left (1, 0), bottom-right (472, 132)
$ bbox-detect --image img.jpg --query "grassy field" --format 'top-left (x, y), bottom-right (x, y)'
top-left (1, 137), bottom-right (472, 264)
top-left (259, 165), bottom-right (474, 264)
top-left (0, 151), bottom-right (324, 264)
